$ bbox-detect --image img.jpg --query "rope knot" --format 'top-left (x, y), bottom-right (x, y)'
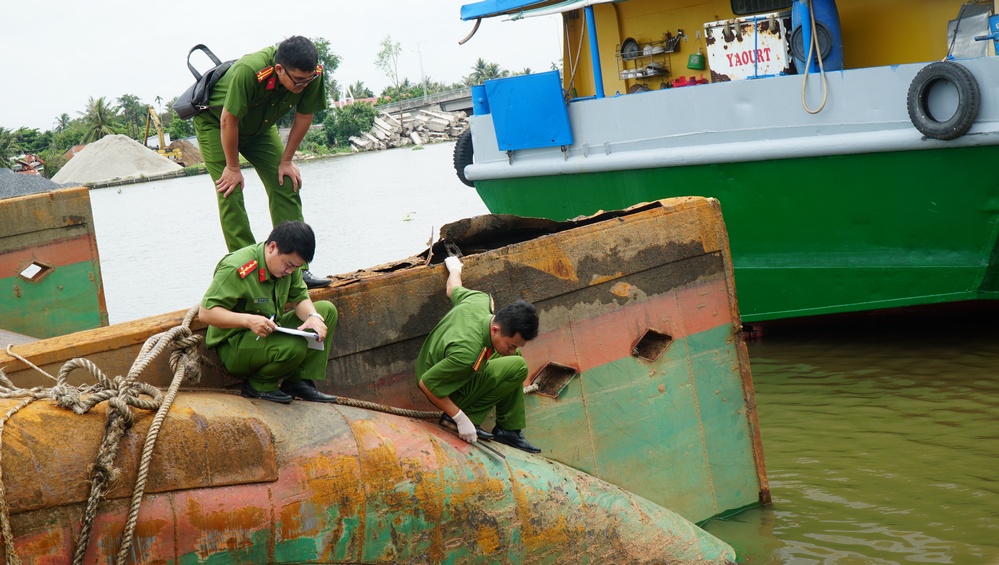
top-left (51, 384), bottom-right (82, 410)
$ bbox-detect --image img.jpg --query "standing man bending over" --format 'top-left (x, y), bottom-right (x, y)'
top-left (200, 221), bottom-right (338, 404)
top-left (415, 256), bottom-right (542, 453)
top-left (195, 35), bottom-right (331, 288)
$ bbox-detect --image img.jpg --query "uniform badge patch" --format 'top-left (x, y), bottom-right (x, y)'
top-left (237, 260), bottom-right (258, 279)
top-left (259, 267), bottom-right (267, 283)
top-left (472, 347), bottom-right (494, 372)
top-left (266, 76), bottom-right (275, 91)
top-left (253, 297), bottom-right (270, 304)
top-left (256, 66), bottom-right (274, 82)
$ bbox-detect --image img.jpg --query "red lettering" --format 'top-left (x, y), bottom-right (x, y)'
top-left (726, 53), bottom-right (734, 66)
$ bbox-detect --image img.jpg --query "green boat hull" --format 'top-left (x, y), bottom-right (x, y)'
top-left (474, 145), bottom-right (999, 322)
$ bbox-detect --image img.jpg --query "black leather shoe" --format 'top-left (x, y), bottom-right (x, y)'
top-left (241, 380), bottom-right (292, 404)
top-left (439, 413), bottom-right (494, 440)
top-left (280, 379), bottom-right (338, 403)
top-left (302, 270), bottom-right (332, 289)
top-left (492, 426), bottom-right (541, 453)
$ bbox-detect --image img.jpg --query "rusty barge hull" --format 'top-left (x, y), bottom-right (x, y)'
top-left (0, 186), bottom-right (108, 339)
top-left (1, 395), bottom-right (734, 563)
top-left (0, 197), bottom-right (765, 562)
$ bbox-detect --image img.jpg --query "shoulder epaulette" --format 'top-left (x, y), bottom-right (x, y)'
top-left (256, 66), bottom-right (274, 83)
top-left (316, 65), bottom-right (323, 74)
top-left (237, 260), bottom-right (258, 279)
top-left (473, 347), bottom-right (494, 372)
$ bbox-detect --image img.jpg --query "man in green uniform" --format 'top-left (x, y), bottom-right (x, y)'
top-left (194, 35), bottom-right (331, 289)
top-left (415, 256), bottom-right (542, 453)
top-left (200, 221), bottom-right (338, 404)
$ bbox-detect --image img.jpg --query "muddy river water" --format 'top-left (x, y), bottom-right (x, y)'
top-left (89, 141), bottom-right (999, 563)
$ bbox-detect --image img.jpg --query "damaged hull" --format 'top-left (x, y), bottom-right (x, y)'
top-left (0, 186), bottom-right (107, 339)
top-left (0, 197), bottom-right (764, 562)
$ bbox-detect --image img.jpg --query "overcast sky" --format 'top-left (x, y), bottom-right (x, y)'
top-left (1, 0), bottom-right (562, 131)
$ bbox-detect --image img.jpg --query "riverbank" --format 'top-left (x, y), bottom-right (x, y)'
top-left (84, 141), bottom-right (445, 189)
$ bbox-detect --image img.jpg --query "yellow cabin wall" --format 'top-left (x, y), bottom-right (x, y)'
top-left (563, 0), bottom-right (975, 97)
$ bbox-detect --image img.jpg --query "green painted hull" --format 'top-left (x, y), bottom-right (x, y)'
top-left (474, 145), bottom-right (999, 322)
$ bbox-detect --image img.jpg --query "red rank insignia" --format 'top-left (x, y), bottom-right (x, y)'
top-left (237, 260), bottom-right (258, 279)
top-left (256, 65), bottom-right (274, 82)
top-left (472, 347), bottom-right (494, 372)
top-left (266, 76), bottom-right (275, 90)
top-left (259, 267), bottom-right (267, 283)
top-left (315, 65), bottom-right (323, 74)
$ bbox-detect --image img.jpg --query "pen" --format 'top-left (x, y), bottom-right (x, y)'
top-left (256, 314), bottom-right (275, 341)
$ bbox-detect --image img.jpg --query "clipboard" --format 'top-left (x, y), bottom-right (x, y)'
top-left (275, 327), bottom-right (325, 350)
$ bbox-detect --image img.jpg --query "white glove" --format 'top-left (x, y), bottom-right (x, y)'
top-left (444, 256), bottom-right (463, 274)
top-left (452, 410), bottom-right (477, 443)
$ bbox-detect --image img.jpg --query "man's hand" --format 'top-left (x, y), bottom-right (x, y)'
top-left (444, 256), bottom-right (462, 274)
top-left (452, 410), bottom-right (477, 443)
top-left (216, 165), bottom-right (244, 198)
top-left (298, 315), bottom-right (327, 341)
top-left (278, 160), bottom-right (302, 192)
top-left (248, 314), bottom-right (277, 338)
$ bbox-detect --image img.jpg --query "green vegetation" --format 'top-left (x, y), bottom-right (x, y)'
top-left (322, 103), bottom-right (378, 147)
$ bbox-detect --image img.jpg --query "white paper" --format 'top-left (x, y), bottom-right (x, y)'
top-left (274, 327), bottom-right (325, 350)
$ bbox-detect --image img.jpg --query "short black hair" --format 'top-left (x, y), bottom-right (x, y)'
top-left (266, 221), bottom-right (316, 263)
top-left (275, 36), bottom-right (319, 73)
top-left (495, 300), bottom-right (539, 341)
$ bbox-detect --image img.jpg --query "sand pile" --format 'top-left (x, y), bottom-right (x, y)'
top-left (0, 168), bottom-right (63, 200)
top-left (52, 134), bottom-right (182, 185)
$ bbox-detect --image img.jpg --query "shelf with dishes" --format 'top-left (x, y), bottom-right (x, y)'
top-left (616, 33), bottom-right (680, 82)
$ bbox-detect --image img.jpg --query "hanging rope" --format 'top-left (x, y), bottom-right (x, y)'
top-left (800, 0), bottom-right (829, 114)
top-left (0, 305), bottom-right (441, 563)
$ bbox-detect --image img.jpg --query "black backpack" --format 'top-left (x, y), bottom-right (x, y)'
top-left (173, 45), bottom-right (235, 120)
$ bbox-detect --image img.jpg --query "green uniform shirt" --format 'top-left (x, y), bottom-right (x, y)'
top-left (201, 243), bottom-right (309, 349)
top-left (204, 46), bottom-right (327, 136)
top-left (416, 286), bottom-right (509, 398)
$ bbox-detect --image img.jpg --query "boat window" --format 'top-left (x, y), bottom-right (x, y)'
top-left (731, 0), bottom-right (792, 16)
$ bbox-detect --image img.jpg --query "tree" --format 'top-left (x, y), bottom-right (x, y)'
top-left (311, 36), bottom-right (342, 103)
top-left (79, 96), bottom-right (119, 144)
top-left (117, 94), bottom-right (146, 140)
top-left (0, 127), bottom-right (18, 169)
top-left (54, 113), bottom-right (72, 133)
top-left (374, 35), bottom-right (403, 98)
top-left (16, 128), bottom-right (51, 154)
top-left (464, 58), bottom-right (508, 85)
top-left (348, 81), bottom-right (374, 99)
top-left (322, 102), bottom-right (377, 147)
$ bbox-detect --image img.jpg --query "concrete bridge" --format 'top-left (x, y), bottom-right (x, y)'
top-left (375, 88), bottom-right (473, 116)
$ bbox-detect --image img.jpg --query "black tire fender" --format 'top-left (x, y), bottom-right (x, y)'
top-left (453, 129), bottom-right (474, 187)
top-left (907, 61), bottom-right (981, 140)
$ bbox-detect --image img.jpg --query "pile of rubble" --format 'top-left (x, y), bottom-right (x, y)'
top-left (350, 109), bottom-right (468, 152)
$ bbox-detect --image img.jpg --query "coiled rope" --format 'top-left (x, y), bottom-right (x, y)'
top-left (0, 305), bottom-right (441, 564)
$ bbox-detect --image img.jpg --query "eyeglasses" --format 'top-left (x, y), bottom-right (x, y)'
top-left (281, 66), bottom-right (320, 88)
top-left (289, 73), bottom-right (319, 88)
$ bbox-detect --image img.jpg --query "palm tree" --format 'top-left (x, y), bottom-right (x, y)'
top-left (0, 127), bottom-right (18, 169)
top-left (79, 96), bottom-right (118, 144)
top-left (54, 113), bottom-right (72, 132)
top-left (465, 58), bottom-right (507, 85)
top-left (348, 81), bottom-right (374, 99)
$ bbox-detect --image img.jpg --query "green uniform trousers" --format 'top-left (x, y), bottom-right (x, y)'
top-left (195, 117), bottom-right (305, 257)
top-left (452, 355), bottom-right (529, 430)
top-left (217, 300), bottom-right (337, 391)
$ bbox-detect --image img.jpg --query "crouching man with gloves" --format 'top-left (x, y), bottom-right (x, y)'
top-left (414, 256), bottom-right (542, 453)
